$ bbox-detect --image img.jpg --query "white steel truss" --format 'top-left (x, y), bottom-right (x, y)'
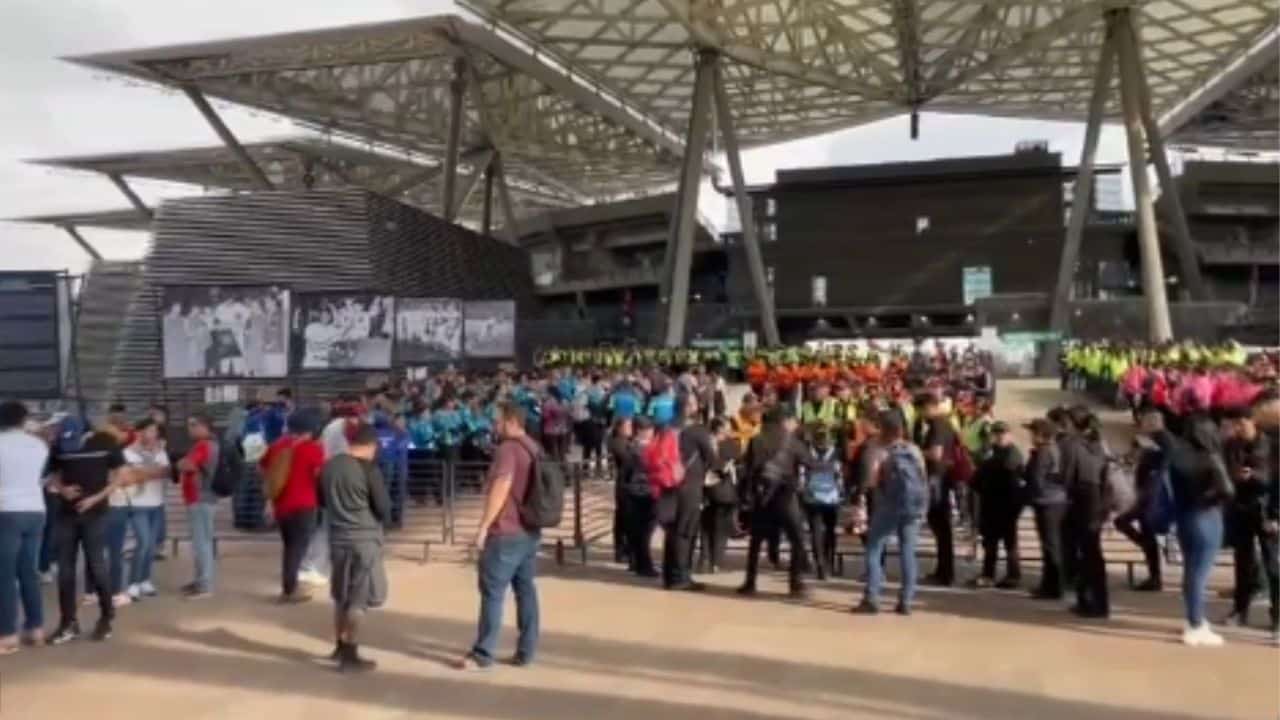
top-left (461, 0), bottom-right (1278, 147)
top-left (65, 15), bottom-right (683, 211)
top-left (27, 137), bottom-right (576, 227)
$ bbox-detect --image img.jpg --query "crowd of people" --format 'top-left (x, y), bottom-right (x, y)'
top-left (0, 338), bottom-right (1276, 673)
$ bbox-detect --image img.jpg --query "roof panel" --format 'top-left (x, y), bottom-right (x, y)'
top-left (27, 137), bottom-right (576, 227)
top-left (461, 0), bottom-right (1277, 144)
top-left (66, 14), bottom-right (681, 205)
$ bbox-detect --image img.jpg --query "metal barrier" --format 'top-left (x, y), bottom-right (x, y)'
top-left (174, 454), bottom-right (618, 565)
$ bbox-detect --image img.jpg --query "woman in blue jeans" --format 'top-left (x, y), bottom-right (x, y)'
top-left (1155, 417), bottom-right (1234, 647)
top-left (0, 401), bottom-right (52, 652)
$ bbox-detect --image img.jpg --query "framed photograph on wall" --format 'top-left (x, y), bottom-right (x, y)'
top-left (292, 293), bottom-right (395, 370)
top-left (463, 300), bottom-right (516, 358)
top-left (396, 298), bottom-right (462, 364)
top-left (160, 285), bottom-right (290, 379)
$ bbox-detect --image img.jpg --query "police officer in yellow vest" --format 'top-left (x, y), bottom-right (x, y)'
top-left (801, 382), bottom-right (839, 438)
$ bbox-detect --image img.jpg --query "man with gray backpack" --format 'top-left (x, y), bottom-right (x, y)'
top-left (855, 411), bottom-right (929, 616)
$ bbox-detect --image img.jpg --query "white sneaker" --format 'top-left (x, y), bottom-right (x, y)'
top-left (299, 570), bottom-right (328, 587)
top-left (112, 593), bottom-right (132, 608)
top-left (139, 581), bottom-right (158, 597)
top-left (41, 568), bottom-right (55, 585)
top-left (1182, 623), bottom-right (1224, 647)
top-left (81, 594), bottom-right (97, 607)
top-left (127, 584), bottom-right (142, 601)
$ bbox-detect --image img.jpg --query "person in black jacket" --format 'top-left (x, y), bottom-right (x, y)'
top-left (1025, 418), bottom-right (1067, 599)
top-left (972, 422), bottom-right (1025, 589)
top-left (622, 418), bottom-right (658, 578)
top-left (1061, 407), bottom-right (1110, 618)
top-left (698, 417), bottom-right (738, 574)
top-left (1114, 407), bottom-right (1167, 592)
top-left (663, 395), bottom-right (716, 591)
top-left (1222, 405), bottom-right (1277, 634)
top-left (1250, 390), bottom-right (1280, 643)
top-left (738, 407), bottom-right (814, 598)
top-left (607, 417), bottom-right (634, 566)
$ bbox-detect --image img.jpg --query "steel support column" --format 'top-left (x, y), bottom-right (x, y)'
top-left (442, 59), bottom-right (467, 222)
top-left (181, 86), bottom-right (273, 191)
top-left (61, 226), bottom-right (102, 261)
top-left (1114, 9), bottom-right (1173, 342)
top-left (662, 50), bottom-right (716, 347)
top-left (452, 149), bottom-right (494, 220)
top-left (1125, 14), bottom-right (1208, 302)
top-left (711, 60), bottom-right (780, 347)
top-left (493, 153), bottom-right (521, 245)
top-left (1049, 27), bottom-right (1116, 336)
top-left (105, 173), bottom-right (153, 221)
top-left (481, 159), bottom-right (495, 239)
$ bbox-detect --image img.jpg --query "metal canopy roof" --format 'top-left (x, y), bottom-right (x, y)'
top-left (1162, 32), bottom-right (1279, 150)
top-left (65, 15), bottom-right (682, 207)
top-left (7, 208), bottom-right (153, 232)
top-left (28, 137), bottom-right (574, 223)
top-left (460, 0), bottom-right (1277, 148)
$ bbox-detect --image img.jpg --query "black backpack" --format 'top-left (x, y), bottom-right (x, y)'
top-left (209, 438), bottom-right (244, 499)
top-left (516, 440), bottom-right (566, 529)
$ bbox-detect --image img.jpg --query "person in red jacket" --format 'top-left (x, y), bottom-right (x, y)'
top-left (260, 411), bottom-right (325, 602)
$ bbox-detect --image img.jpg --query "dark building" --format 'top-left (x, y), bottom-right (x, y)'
top-left (723, 148), bottom-right (1071, 341)
top-left (520, 193), bottom-right (731, 344)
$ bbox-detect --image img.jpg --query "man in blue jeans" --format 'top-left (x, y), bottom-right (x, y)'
top-left (456, 402), bottom-right (540, 670)
top-left (856, 412), bottom-right (928, 616)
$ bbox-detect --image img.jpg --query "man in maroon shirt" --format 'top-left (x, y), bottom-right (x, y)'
top-left (456, 402), bottom-right (541, 670)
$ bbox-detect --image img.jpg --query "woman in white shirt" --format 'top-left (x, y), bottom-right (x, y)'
top-left (0, 401), bottom-right (50, 652)
top-left (121, 419), bottom-right (170, 601)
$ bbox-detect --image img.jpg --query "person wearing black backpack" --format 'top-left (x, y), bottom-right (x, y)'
top-left (662, 395), bottom-right (716, 591)
top-left (738, 407), bottom-right (814, 598)
top-left (457, 402), bottom-right (544, 670)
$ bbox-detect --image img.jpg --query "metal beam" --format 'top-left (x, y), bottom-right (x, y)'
top-left (1126, 14), bottom-right (1209, 302)
top-left (1049, 26), bottom-right (1116, 336)
top-left (105, 173), bottom-right (153, 221)
top-left (712, 59), bottom-right (780, 347)
top-left (931, 4), bottom-right (1100, 98)
top-left (61, 225), bottom-right (102, 261)
top-left (180, 86), bottom-right (273, 191)
top-left (893, 0), bottom-right (922, 104)
top-left (442, 58), bottom-right (467, 221)
top-left (453, 148), bottom-right (494, 220)
top-left (493, 152), bottom-right (521, 245)
top-left (481, 158), bottom-right (495, 238)
top-left (1158, 29), bottom-right (1280, 137)
top-left (1114, 9), bottom-right (1173, 342)
top-left (662, 49), bottom-right (716, 348)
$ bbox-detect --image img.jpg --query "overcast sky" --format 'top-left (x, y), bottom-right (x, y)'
top-left (0, 0), bottom-right (1145, 277)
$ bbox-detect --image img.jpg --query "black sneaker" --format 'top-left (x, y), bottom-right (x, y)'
top-left (338, 649), bottom-right (377, 673)
top-left (852, 600), bottom-right (880, 615)
top-left (735, 584), bottom-right (757, 597)
top-left (1134, 579), bottom-right (1163, 593)
top-left (995, 577), bottom-right (1021, 590)
top-left (91, 619), bottom-right (112, 642)
top-left (49, 622), bottom-right (81, 646)
top-left (894, 602), bottom-right (912, 616)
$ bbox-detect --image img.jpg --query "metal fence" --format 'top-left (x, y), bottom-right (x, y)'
top-left (208, 455), bottom-right (616, 564)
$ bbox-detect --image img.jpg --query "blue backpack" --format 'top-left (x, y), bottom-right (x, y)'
top-left (804, 447), bottom-right (842, 506)
top-left (881, 443), bottom-right (928, 520)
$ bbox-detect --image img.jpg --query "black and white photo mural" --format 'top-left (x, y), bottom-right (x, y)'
top-left (161, 285), bottom-right (290, 378)
top-left (293, 293), bottom-right (395, 370)
top-left (463, 300), bottom-right (516, 358)
top-left (396, 298), bottom-right (462, 364)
